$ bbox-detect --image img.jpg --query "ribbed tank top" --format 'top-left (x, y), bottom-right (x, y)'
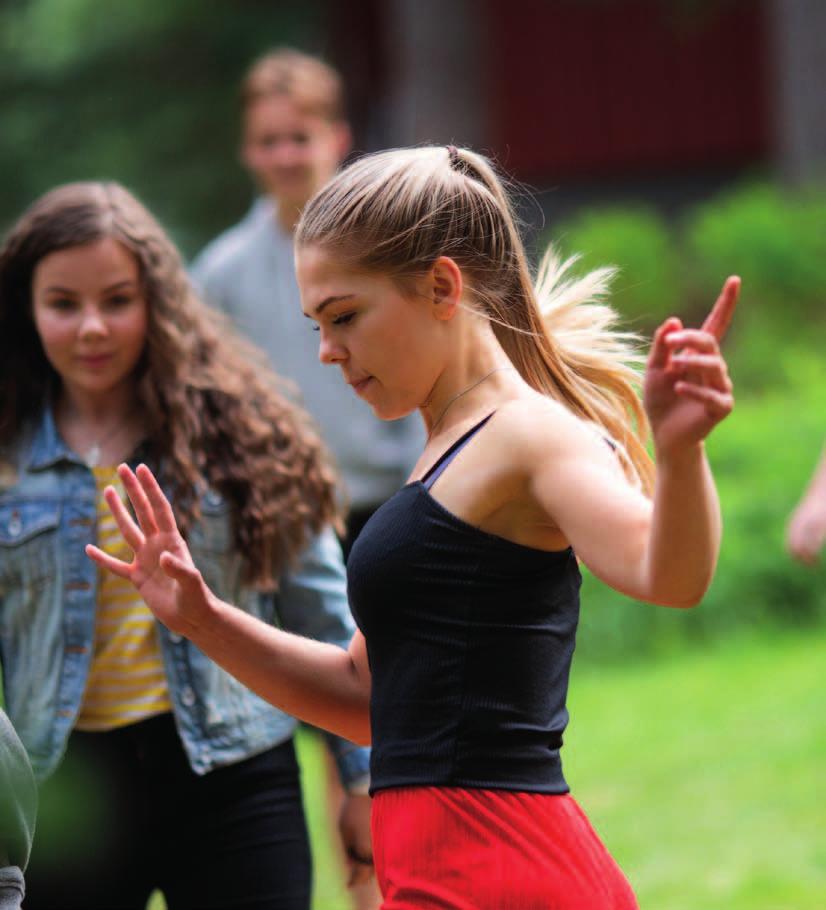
top-left (347, 414), bottom-right (582, 795)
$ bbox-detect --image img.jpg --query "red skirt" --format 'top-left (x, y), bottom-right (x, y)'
top-left (372, 787), bottom-right (638, 909)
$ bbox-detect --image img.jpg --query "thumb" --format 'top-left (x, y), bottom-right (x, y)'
top-left (160, 551), bottom-right (201, 587)
top-left (648, 316), bottom-right (683, 369)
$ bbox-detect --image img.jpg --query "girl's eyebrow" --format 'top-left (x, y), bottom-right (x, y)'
top-left (306, 294), bottom-right (355, 318)
top-left (43, 279), bottom-right (137, 295)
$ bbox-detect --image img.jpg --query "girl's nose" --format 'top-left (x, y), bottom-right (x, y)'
top-left (78, 307), bottom-right (107, 338)
top-left (318, 329), bottom-right (345, 365)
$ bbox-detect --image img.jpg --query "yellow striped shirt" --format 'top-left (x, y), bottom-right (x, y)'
top-left (76, 466), bottom-right (172, 731)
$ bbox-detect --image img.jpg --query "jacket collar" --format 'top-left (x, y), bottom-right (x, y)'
top-left (26, 407), bottom-right (86, 471)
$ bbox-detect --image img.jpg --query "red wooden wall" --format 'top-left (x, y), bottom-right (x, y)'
top-left (486, 0), bottom-right (771, 179)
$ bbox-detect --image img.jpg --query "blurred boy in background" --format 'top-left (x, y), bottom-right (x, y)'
top-left (192, 49), bottom-right (423, 555)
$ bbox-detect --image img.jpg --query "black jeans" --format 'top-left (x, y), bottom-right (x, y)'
top-left (25, 713), bottom-right (312, 910)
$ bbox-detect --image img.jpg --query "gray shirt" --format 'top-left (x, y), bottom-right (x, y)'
top-left (0, 709), bottom-right (36, 910)
top-left (191, 200), bottom-right (425, 512)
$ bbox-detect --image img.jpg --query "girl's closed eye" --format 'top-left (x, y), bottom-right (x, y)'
top-left (312, 312), bottom-right (356, 332)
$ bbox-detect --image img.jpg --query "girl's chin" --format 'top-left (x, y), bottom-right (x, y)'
top-left (371, 401), bottom-right (420, 422)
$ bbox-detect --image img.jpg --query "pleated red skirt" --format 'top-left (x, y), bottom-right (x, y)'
top-left (372, 787), bottom-right (638, 909)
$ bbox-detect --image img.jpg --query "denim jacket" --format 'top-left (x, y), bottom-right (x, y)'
top-left (0, 408), bottom-right (369, 786)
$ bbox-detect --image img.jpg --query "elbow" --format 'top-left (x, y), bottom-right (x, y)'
top-left (646, 561), bottom-right (714, 609)
top-left (659, 581), bottom-right (711, 609)
top-left (665, 594), bottom-right (704, 610)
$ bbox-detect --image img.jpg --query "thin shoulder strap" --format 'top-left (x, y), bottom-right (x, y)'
top-left (421, 412), bottom-right (496, 491)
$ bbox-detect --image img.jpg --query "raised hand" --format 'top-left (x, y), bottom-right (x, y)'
top-left (644, 276), bottom-right (740, 458)
top-left (85, 463), bottom-right (212, 636)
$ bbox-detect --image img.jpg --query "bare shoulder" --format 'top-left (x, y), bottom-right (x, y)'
top-left (490, 393), bottom-right (619, 475)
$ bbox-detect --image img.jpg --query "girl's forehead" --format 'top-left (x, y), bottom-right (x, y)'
top-left (295, 245), bottom-right (375, 292)
top-left (33, 238), bottom-right (139, 288)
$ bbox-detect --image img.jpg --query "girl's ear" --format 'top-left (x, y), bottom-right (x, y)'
top-left (430, 256), bottom-right (463, 322)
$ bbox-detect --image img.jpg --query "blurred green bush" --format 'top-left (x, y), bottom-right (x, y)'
top-left (552, 207), bottom-right (682, 329)
top-left (551, 182), bottom-right (826, 393)
top-left (685, 183), bottom-right (826, 322)
top-left (685, 183), bottom-right (826, 393)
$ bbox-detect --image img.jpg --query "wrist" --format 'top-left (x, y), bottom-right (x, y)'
top-left (654, 439), bottom-right (705, 471)
top-left (183, 587), bottom-right (223, 640)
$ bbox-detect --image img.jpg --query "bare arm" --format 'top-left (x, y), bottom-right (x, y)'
top-left (190, 602), bottom-right (371, 743)
top-left (787, 447), bottom-right (826, 565)
top-left (86, 463), bottom-right (372, 744)
top-left (528, 277), bottom-right (739, 607)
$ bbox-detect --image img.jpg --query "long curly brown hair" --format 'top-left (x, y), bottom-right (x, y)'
top-left (0, 181), bottom-right (340, 588)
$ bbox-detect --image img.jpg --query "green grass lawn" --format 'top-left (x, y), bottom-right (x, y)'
top-left (150, 628), bottom-right (824, 909)
top-left (566, 629), bottom-right (825, 909)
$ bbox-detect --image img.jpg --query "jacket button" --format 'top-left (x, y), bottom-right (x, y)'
top-left (7, 513), bottom-right (21, 537)
top-left (169, 632), bottom-right (183, 644)
top-left (181, 686), bottom-right (196, 707)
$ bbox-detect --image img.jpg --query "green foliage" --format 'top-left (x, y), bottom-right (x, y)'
top-left (552, 207), bottom-right (682, 329)
top-left (684, 183), bottom-right (826, 393)
top-left (0, 0), bottom-right (327, 258)
top-left (550, 183), bottom-right (826, 394)
top-left (685, 182), bottom-right (826, 319)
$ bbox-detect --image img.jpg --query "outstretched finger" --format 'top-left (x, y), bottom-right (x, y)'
top-left (86, 543), bottom-right (133, 580)
top-left (648, 317), bottom-right (683, 369)
top-left (701, 276), bottom-right (740, 342)
top-left (136, 464), bottom-right (178, 534)
top-left (117, 464), bottom-right (158, 534)
top-left (103, 485), bottom-right (145, 551)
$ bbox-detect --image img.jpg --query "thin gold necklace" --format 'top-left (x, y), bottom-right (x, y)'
top-left (426, 366), bottom-right (514, 441)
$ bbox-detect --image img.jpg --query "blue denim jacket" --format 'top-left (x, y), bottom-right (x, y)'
top-left (0, 408), bottom-right (369, 786)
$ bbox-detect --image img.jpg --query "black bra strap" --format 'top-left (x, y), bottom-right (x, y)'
top-left (421, 412), bottom-right (496, 491)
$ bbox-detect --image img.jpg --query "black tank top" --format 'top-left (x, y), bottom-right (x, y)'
top-left (347, 414), bottom-right (582, 795)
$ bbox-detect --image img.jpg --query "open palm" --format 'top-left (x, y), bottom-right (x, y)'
top-left (644, 276), bottom-right (739, 456)
top-left (86, 463), bottom-right (211, 636)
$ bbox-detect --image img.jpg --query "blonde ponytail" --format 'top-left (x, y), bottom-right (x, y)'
top-left (532, 249), bottom-right (654, 492)
top-left (297, 146), bottom-right (655, 494)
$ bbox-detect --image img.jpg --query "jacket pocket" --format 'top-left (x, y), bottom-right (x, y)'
top-left (0, 502), bottom-right (61, 588)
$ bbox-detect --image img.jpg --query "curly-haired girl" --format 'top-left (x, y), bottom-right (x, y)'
top-left (0, 181), bottom-right (372, 909)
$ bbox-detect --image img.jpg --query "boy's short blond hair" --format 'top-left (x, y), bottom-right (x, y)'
top-left (241, 47), bottom-right (345, 122)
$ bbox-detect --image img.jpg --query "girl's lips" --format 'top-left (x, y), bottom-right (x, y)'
top-left (77, 354), bottom-right (113, 369)
top-left (351, 377), bottom-right (372, 396)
